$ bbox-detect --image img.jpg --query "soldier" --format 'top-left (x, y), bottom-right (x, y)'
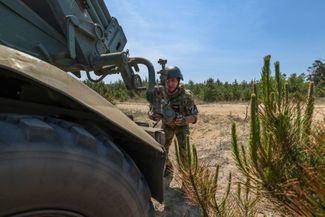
top-left (150, 66), bottom-right (198, 176)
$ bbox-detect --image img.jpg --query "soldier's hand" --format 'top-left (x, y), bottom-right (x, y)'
top-left (149, 113), bottom-right (162, 121)
top-left (175, 116), bottom-right (187, 126)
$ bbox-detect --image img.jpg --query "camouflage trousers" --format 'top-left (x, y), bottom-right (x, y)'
top-left (163, 124), bottom-right (189, 173)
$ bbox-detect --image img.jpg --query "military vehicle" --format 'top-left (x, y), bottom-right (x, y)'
top-left (0, 0), bottom-right (166, 216)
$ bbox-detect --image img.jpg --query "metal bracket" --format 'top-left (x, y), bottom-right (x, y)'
top-left (66, 16), bottom-right (77, 59)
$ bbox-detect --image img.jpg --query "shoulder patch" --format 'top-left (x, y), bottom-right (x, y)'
top-left (184, 89), bottom-right (193, 97)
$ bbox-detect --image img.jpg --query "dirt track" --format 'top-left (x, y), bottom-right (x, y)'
top-left (116, 101), bottom-right (325, 217)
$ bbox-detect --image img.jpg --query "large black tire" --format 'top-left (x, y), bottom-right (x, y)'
top-left (0, 114), bottom-right (154, 217)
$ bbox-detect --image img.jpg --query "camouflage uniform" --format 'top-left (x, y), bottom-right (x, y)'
top-left (162, 85), bottom-right (198, 172)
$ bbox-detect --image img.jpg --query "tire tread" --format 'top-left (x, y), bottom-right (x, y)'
top-left (0, 114), bottom-right (154, 217)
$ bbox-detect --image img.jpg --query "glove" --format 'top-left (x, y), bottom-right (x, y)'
top-left (148, 112), bottom-right (162, 121)
top-left (175, 115), bottom-right (187, 126)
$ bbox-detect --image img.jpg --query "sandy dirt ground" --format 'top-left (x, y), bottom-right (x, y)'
top-left (116, 101), bottom-right (325, 217)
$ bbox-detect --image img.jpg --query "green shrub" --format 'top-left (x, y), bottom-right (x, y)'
top-left (231, 55), bottom-right (325, 216)
top-left (175, 138), bottom-right (261, 217)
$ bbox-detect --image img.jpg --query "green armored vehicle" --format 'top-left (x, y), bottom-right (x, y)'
top-left (0, 1), bottom-right (165, 216)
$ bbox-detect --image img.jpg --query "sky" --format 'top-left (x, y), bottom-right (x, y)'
top-left (102, 0), bottom-right (325, 83)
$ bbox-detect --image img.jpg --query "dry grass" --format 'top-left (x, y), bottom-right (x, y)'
top-left (116, 100), bottom-right (325, 217)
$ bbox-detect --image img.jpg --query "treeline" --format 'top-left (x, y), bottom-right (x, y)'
top-left (84, 72), bottom-right (323, 103)
top-left (84, 58), bottom-right (324, 103)
top-left (83, 80), bottom-right (139, 103)
top-left (83, 78), bottom-right (254, 103)
top-left (185, 78), bottom-right (252, 102)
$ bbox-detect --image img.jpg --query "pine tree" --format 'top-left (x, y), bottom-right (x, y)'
top-left (232, 55), bottom-right (325, 216)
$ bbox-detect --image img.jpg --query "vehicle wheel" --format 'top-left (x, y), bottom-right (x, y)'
top-left (0, 114), bottom-right (154, 217)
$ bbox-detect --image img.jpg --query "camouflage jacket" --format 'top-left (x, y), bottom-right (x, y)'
top-left (162, 86), bottom-right (198, 127)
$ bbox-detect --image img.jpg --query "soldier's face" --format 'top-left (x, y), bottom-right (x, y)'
top-left (167, 78), bottom-right (179, 93)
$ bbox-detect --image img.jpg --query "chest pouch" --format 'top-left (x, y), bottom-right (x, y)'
top-left (163, 104), bottom-right (176, 125)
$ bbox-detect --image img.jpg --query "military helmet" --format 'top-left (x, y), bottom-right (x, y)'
top-left (166, 66), bottom-right (183, 80)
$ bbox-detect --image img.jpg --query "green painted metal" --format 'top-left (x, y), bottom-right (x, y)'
top-left (0, 1), bottom-right (66, 63)
top-left (0, 0), bottom-right (155, 91)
